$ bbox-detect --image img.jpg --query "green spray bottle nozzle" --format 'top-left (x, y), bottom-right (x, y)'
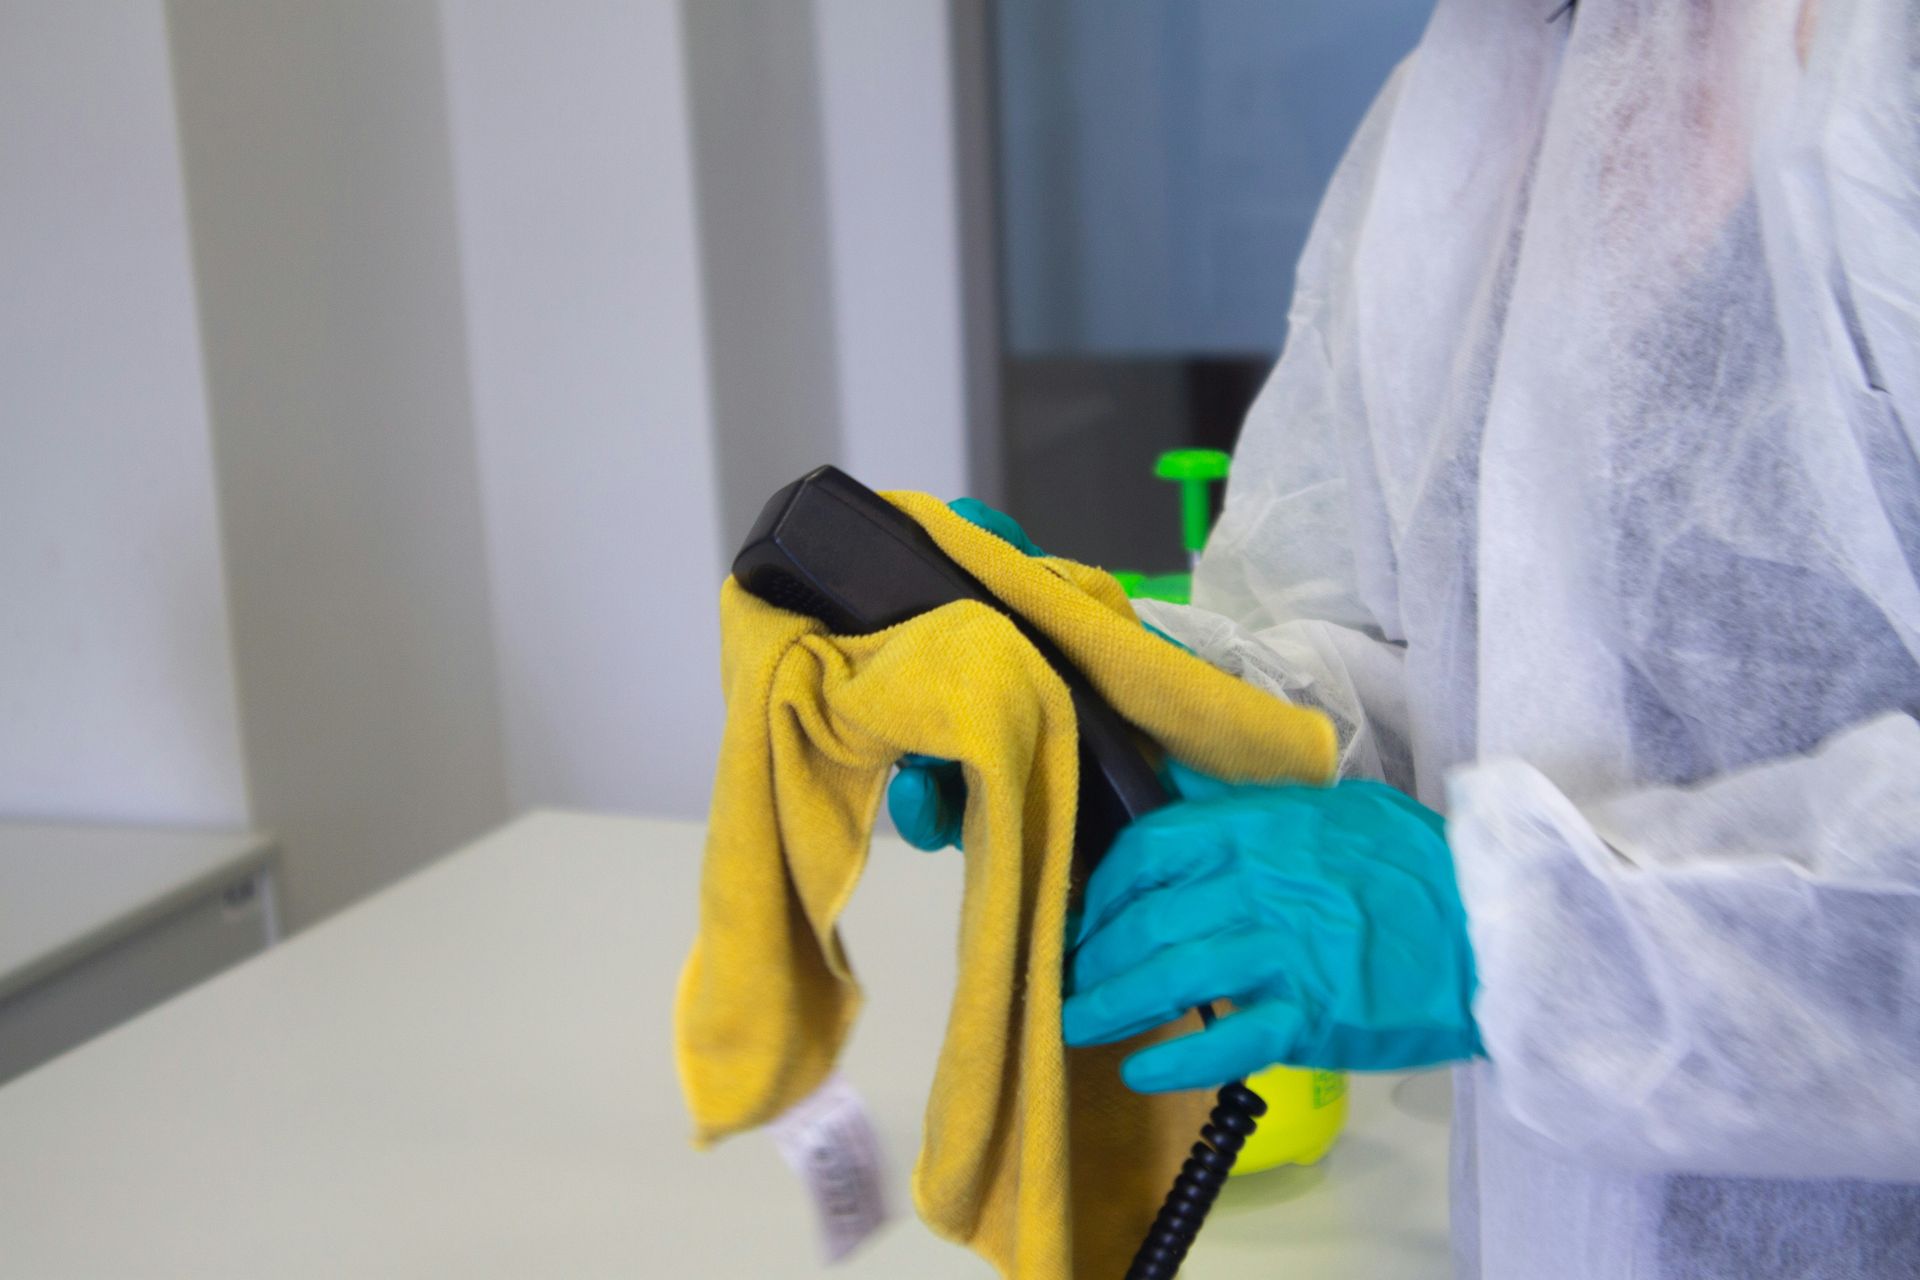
top-left (1153, 448), bottom-right (1232, 555)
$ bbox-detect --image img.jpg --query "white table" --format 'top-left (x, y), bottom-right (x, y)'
top-left (0, 823), bottom-right (277, 1083)
top-left (0, 812), bottom-right (1449, 1277)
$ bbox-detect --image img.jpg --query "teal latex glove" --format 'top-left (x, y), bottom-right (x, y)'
top-left (945, 496), bottom-right (1045, 557)
top-left (888, 753), bottom-right (969, 851)
top-left (1063, 762), bottom-right (1481, 1090)
top-left (886, 497), bottom-right (1045, 852)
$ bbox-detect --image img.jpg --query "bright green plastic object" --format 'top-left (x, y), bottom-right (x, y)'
top-left (1153, 448), bottom-right (1232, 555)
top-left (1114, 571), bottom-right (1191, 605)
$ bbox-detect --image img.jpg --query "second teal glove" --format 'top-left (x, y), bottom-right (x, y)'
top-left (889, 753), bottom-right (968, 851)
top-left (1063, 763), bottom-right (1481, 1090)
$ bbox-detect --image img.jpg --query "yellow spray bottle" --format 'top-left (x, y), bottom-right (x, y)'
top-left (1232, 1065), bottom-right (1348, 1173)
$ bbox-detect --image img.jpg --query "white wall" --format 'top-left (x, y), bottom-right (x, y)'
top-left (681, 0), bottom-right (848, 549)
top-left (438, 0), bottom-right (727, 815)
top-left (814, 0), bottom-right (970, 499)
top-left (436, 0), bottom-right (973, 816)
top-left (2, 0), bottom-right (975, 923)
top-left (0, 1), bottom-right (247, 829)
top-left (165, 0), bottom-right (511, 928)
top-left (681, 0), bottom-right (973, 536)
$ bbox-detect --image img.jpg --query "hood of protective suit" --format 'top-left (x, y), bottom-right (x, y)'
top-left (1195, 0), bottom-right (1920, 803)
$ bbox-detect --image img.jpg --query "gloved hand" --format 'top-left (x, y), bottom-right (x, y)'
top-left (886, 497), bottom-right (1046, 852)
top-left (1063, 762), bottom-right (1481, 1090)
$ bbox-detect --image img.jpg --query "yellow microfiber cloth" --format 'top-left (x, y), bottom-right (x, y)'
top-left (675, 492), bottom-right (1337, 1278)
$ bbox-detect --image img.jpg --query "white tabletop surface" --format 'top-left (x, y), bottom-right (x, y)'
top-left (0, 823), bottom-right (275, 1000)
top-left (0, 811), bottom-right (1449, 1278)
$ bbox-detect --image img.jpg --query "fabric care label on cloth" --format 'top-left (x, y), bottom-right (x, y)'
top-left (768, 1074), bottom-right (891, 1262)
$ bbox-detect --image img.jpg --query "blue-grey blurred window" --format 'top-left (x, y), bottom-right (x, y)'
top-left (990, 0), bottom-right (1431, 570)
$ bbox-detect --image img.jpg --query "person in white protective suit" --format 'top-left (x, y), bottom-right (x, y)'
top-left (892, 0), bottom-right (1919, 1272)
top-left (1144, 0), bottom-right (1920, 1273)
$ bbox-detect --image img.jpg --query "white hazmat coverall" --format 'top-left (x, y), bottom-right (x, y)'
top-left (1137, 0), bottom-right (1920, 1274)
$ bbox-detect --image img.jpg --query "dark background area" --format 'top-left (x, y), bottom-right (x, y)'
top-left (986, 0), bottom-right (1431, 573)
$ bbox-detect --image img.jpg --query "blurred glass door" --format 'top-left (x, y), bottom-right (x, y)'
top-left (985, 0), bottom-right (1431, 572)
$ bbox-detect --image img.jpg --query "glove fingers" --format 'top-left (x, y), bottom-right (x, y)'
top-left (1119, 1003), bottom-right (1307, 1094)
top-left (1069, 871), bottom-right (1251, 995)
top-left (886, 759), bottom-right (966, 851)
top-left (947, 497), bottom-right (1045, 557)
top-left (1062, 930), bottom-right (1278, 1047)
top-left (1073, 810), bottom-right (1235, 948)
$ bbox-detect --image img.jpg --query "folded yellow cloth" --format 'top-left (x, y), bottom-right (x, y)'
top-left (675, 492), bottom-right (1337, 1278)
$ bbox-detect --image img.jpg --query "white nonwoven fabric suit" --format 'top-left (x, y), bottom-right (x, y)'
top-left (1138, 0), bottom-right (1920, 1275)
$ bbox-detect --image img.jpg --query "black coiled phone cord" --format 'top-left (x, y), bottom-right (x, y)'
top-left (1123, 1007), bottom-right (1268, 1279)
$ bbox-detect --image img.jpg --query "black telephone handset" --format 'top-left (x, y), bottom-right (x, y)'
top-left (733, 466), bottom-right (1266, 1278)
top-left (732, 464), bottom-right (1166, 870)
